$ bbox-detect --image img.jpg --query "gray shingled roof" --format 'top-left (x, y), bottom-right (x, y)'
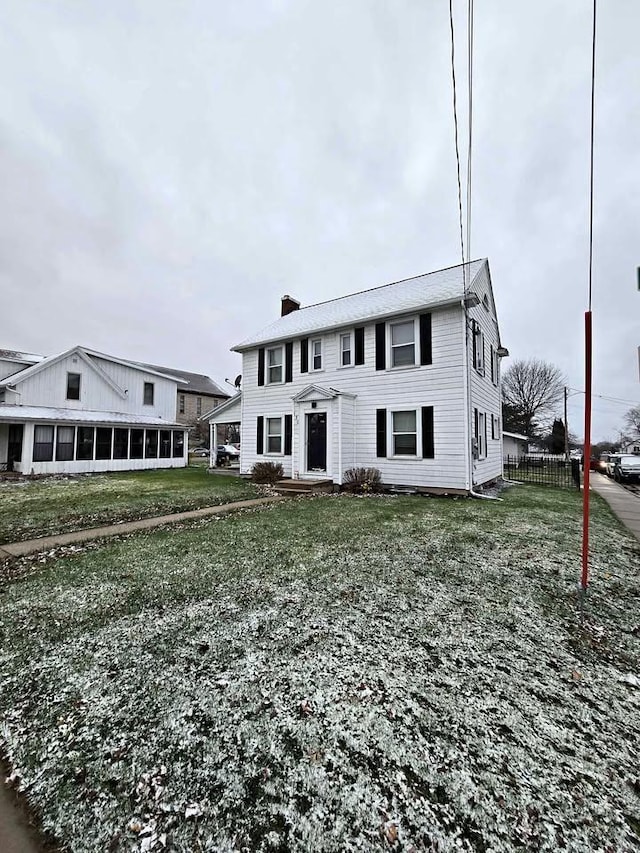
top-left (136, 363), bottom-right (229, 398)
top-left (233, 259), bottom-right (486, 351)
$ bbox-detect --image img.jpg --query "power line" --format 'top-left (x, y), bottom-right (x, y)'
top-left (465, 0), bottom-right (474, 273)
top-left (448, 0), bottom-right (466, 286)
top-left (587, 0), bottom-right (597, 312)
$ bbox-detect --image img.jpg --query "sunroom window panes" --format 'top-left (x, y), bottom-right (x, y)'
top-left (267, 347), bottom-right (283, 384)
top-left (130, 429), bottom-right (144, 459)
top-left (96, 427), bottom-right (113, 460)
top-left (55, 426), bottom-right (75, 461)
top-left (159, 430), bottom-right (172, 458)
top-left (392, 410), bottom-right (417, 455)
top-left (172, 431), bottom-right (184, 458)
top-left (76, 427), bottom-right (95, 460)
top-left (113, 428), bottom-right (129, 459)
top-left (33, 425), bottom-right (54, 461)
top-left (267, 417), bottom-right (282, 453)
top-left (391, 321), bottom-right (415, 367)
top-left (145, 430), bottom-right (158, 458)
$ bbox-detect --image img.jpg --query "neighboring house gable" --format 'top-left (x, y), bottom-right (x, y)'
top-left (135, 362), bottom-right (229, 425)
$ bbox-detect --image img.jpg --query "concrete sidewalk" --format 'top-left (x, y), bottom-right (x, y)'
top-left (0, 496), bottom-right (284, 560)
top-left (589, 473), bottom-right (640, 542)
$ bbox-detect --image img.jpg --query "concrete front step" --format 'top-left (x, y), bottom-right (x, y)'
top-left (275, 478), bottom-right (334, 495)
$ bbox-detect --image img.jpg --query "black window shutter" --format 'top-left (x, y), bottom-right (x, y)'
top-left (490, 345), bottom-right (494, 382)
top-left (375, 323), bottom-right (386, 370)
top-left (471, 322), bottom-right (477, 369)
top-left (285, 342), bottom-right (293, 383)
top-left (354, 327), bottom-right (365, 365)
top-left (256, 416), bottom-right (264, 455)
top-left (257, 348), bottom-right (265, 386)
top-left (284, 414), bottom-right (292, 455)
top-left (419, 313), bottom-right (432, 365)
top-left (300, 338), bottom-right (308, 373)
top-left (422, 406), bottom-right (434, 458)
top-left (376, 408), bottom-right (387, 457)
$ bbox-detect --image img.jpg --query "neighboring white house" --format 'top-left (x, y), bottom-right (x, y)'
top-left (620, 438), bottom-right (640, 454)
top-left (502, 431), bottom-right (528, 458)
top-left (0, 346), bottom-right (188, 474)
top-left (208, 259), bottom-right (508, 493)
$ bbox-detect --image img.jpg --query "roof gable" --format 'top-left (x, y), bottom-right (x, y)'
top-left (233, 259), bottom-right (487, 351)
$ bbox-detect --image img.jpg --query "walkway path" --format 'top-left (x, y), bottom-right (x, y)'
top-left (589, 472), bottom-right (640, 543)
top-left (0, 495), bottom-right (285, 560)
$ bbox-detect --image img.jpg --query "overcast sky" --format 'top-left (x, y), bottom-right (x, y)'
top-left (1, 0), bottom-right (638, 440)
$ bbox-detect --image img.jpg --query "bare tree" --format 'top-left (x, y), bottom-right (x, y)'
top-left (502, 358), bottom-right (565, 438)
top-left (623, 404), bottom-right (640, 438)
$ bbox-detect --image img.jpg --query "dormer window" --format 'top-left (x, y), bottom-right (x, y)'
top-left (267, 346), bottom-right (283, 383)
top-left (66, 372), bottom-right (81, 400)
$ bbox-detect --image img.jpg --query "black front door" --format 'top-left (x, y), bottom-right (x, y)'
top-left (7, 424), bottom-right (24, 472)
top-left (306, 412), bottom-right (327, 471)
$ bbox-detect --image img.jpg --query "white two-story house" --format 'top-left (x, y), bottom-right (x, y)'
top-left (0, 346), bottom-right (188, 475)
top-left (209, 260), bottom-right (508, 494)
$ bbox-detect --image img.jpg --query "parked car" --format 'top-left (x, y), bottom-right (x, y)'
top-left (589, 457), bottom-right (607, 473)
top-left (191, 447), bottom-right (210, 458)
top-left (613, 454), bottom-right (640, 484)
top-left (603, 453), bottom-right (621, 478)
top-left (216, 444), bottom-right (240, 465)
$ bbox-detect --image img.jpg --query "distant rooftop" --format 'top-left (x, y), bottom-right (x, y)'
top-left (135, 362), bottom-right (229, 398)
top-left (233, 259), bottom-right (487, 351)
top-left (0, 348), bottom-right (44, 364)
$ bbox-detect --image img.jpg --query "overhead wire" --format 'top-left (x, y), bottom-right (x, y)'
top-left (465, 0), bottom-right (474, 277)
top-left (448, 0), bottom-right (466, 288)
top-left (587, 0), bottom-right (597, 312)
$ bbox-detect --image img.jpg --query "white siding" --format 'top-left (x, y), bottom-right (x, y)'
top-left (466, 265), bottom-right (503, 486)
top-left (240, 304), bottom-right (470, 489)
top-left (15, 354), bottom-right (176, 421)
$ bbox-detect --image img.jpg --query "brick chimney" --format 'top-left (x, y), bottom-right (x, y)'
top-left (281, 295), bottom-right (301, 316)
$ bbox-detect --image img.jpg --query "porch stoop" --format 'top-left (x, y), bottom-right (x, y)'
top-left (275, 478), bottom-right (334, 496)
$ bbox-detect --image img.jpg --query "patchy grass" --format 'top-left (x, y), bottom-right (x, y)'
top-left (0, 485), bottom-right (639, 852)
top-left (0, 468), bottom-right (259, 544)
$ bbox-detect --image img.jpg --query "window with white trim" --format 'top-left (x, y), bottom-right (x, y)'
top-left (392, 410), bottom-right (418, 455)
top-left (143, 382), bottom-right (154, 405)
top-left (33, 425), bottom-right (54, 462)
top-left (311, 339), bottom-right (322, 371)
top-left (472, 321), bottom-right (485, 375)
top-left (66, 372), bottom-right (81, 400)
top-left (266, 417), bottom-right (282, 453)
top-left (390, 320), bottom-right (416, 367)
top-left (474, 409), bottom-right (487, 459)
top-left (340, 333), bottom-right (352, 367)
top-left (267, 346), bottom-right (283, 384)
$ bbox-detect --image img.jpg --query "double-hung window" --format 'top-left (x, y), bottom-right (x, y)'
top-left (267, 346), bottom-right (283, 384)
top-left (340, 333), bottom-right (352, 367)
top-left (390, 320), bottom-right (415, 367)
top-left (474, 409), bottom-right (487, 459)
top-left (33, 425), bottom-right (54, 461)
top-left (392, 411), bottom-right (417, 455)
top-left (56, 426), bottom-right (75, 461)
top-left (472, 322), bottom-right (485, 375)
top-left (266, 417), bottom-right (282, 453)
top-left (311, 339), bottom-right (322, 371)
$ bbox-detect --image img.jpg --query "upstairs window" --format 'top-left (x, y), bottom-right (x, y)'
top-left (196, 397), bottom-right (202, 416)
top-left (267, 346), bottom-right (283, 384)
top-left (179, 394), bottom-right (185, 414)
top-left (311, 339), bottom-right (322, 371)
top-left (390, 320), bottom-right (415, 367)
top-left (340, 333), bottom-right (352, 366)
top-left (66, 372), bottom-right (81, 400)
top-left (143, 382), bottom-right (154, 406)
top-left (472, 322), bottom-right (485, 375)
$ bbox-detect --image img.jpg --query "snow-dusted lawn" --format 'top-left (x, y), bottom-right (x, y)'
top-left (1, 486), bottom-right (639, 852)
top-left (0, 468), bottom-right (259, 544)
